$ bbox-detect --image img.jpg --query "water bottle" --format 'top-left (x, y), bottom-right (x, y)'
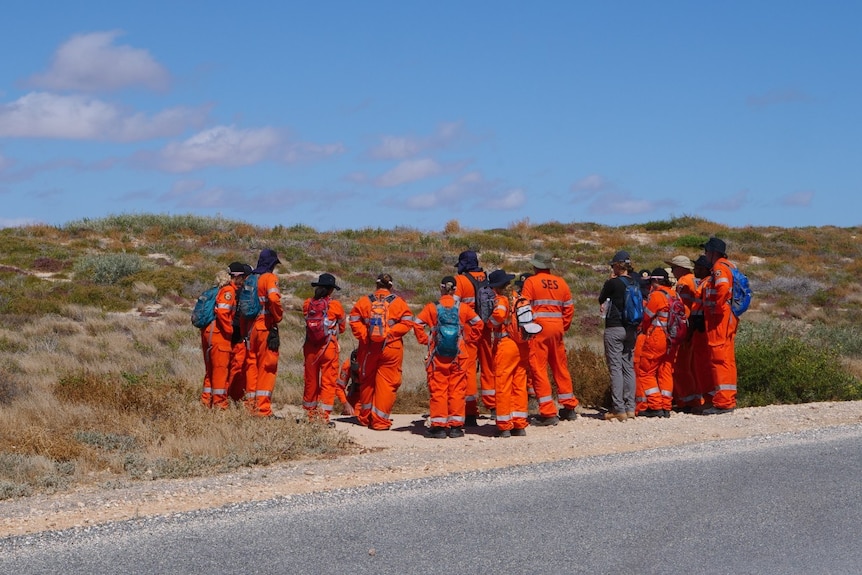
top-left (600, 298), bottom-right (610, 319)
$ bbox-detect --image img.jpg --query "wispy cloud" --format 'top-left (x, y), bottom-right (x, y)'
top-left (368, 121), bottom-right (465, 160)
top-left (570, 174), bottom-right (614, 201)
top-left (778, 190), bottom-right (814, 207)
top-left (144, 125), bottom-right (282, 172)
top-left (481, 188), bottom-right (526, 210)
top-left (747, 89), bottom-right (812, 108)
top-left (283, 142), bottom-right (346, 164)
top-left (26, 30), bottom-right (170, 92)
top-left (0, 92), bottom-right (208, 141)
top-left (375, 158), bottom-right (442, 187)
top-left (701, 189), bottom-right (749, 211)
top-left (586, 191), bottom-right (676, 216)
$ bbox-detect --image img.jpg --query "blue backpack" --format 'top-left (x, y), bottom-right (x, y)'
top-left (620, 275), bottom-right (644, 328)
top-left (238, 274), bottom-right (262, 319)
top-left (434, 302), bottom-right (461, 358)
top-left (730, 266), bottom-right (752, 317)
top-left (191, 286), bottom-right (219, 329)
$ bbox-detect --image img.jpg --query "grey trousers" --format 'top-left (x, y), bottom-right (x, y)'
top-left (603, 326), bottom-right (636, 414)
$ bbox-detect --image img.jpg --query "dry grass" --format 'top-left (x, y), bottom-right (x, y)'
top-left (1, 214), bottom-right (861, 498)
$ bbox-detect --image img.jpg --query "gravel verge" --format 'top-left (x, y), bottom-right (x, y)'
top-left (2, 401), bottom-right (860, 539)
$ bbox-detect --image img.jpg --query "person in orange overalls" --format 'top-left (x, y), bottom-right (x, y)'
top-left (227, 263), bottom-right (254, 404)
top-left (453, 250), bottom-right (495, 425)
top-left (413, 276), bottom-right (484, 438)
top-left (348, 273), bottom-right (414, 430)
top-left (200, 262), bottom-right (248, 409)
top-left (665, 255), bottom-right (698, 412)
top-left (700, 237), bottom-right (739, 415)
top-left (334, 350), bottom-right (361, 416)
top-left (632, 269), bottom-right (651, 415)
top-left (636, 268), bottom-right (676, 417)
top-left (243, 249), bottom-right (284, 418)
top-left (513, 273), bottom-right (536, 400)
top-left (689, 255), bottom-right (713, 411)
top-left (302, 273), bottom-right (346, 426)
top-left (521, 252), bottom-right (579, 426)
top-left (487, 269), bottom-right (533, 437)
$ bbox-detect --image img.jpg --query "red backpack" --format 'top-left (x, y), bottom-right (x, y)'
top-left (305, 297), bottom-right (331, 345)
top-left (662, 291), bottom-right (689, 352)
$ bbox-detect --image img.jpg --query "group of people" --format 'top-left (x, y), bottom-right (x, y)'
top-left (197, 237), bottom-right (742, 437)
top-left (599, 236), bottom-right (740, 421)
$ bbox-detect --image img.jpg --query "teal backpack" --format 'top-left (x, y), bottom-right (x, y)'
top-left (191, 286), bottom-right (219, 329)
top-left (434, 302), bottom-right (461, 358)
top-left (238, 274), bottom-right (261, 319)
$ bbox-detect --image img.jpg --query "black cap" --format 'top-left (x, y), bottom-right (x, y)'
top-left (440, 276), bottom-right (457, 291)
top-left (650, 267), bottom-right (669, 281)
top-left (228, 262), bottom-right (249, 276)
top-left (610, 250), bottom-right (631, 264)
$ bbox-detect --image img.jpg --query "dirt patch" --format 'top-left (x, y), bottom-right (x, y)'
top-left (1, 402), bottom-right (861, 538)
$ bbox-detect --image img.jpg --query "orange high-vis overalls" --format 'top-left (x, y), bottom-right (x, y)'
top-left (671, 273), bottom-right (699, 409)
top-left (348, 289), bottom-right (414, 430)
top-left (704, 258), bottom-right (739, 410)
top-left (636, 284), bottom-right (675, 412)
top-left (335, 358), bottom-right (361, 415)
top-left (243, 272), bottom-right (283, 417)
top-left (521, 271), bottom-right (579, 418)
top-left (413, 295), bottom-right (483, 429)
top-left (489, 293), bottom-right (529, 432)
top-left (454, 271), bottom-right (495, 414)
top-left (302, 297), bottom-right (346, 422)
top-left (689, 278), bottom-right (712, 407)
top-left (200, 284), bottom-right (236, 410)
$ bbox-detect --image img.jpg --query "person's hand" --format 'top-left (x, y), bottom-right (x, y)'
top-left (342, 403), bottom-right (355, 416)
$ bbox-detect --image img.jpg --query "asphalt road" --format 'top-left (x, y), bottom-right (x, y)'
top-left (3, 425), bottom-right (861, 575)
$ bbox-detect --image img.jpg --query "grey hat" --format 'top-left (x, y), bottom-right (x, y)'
top-left (664, 255), bottom-right (694, 270)
top-left (530, 252), bottom-right (553, 269)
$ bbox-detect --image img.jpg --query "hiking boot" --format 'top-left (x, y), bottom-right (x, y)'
top-left (495, 429), bottom-right (512, 438)
top-left (662, 410), bottom-right (671, 418)
top-left (640, 409), bottom-right (664, 418)
top-left (558, 408), bottom-right (578, 421)
top-left (465, 415), bottom-right (479, 427)
top-left (326, 421), bottom-right (336, 428)
top-left (626, 411), bottom-right (636, 419)
top-left (448, 426), bottom-right (465, 438)
top-left (700, 406), bottom-right (735, 415)
top-left (426, 426), bottom-right (447, 439)
top-left (604, 412), bottom-right (626, 422)
top-left (532, 415), bottom-right (559, 427)
top-left (511, 428), bottom-right (527, 437)
top-left (489, 408), bottom-right (496, 421)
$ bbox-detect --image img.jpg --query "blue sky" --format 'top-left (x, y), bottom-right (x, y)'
top-left (1, 2), bottom-right (860, 231)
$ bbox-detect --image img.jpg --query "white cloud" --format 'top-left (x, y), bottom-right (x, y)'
top-left (27, 30), bottom-right (170, 92)
top-left (0, 92), bottom-right (207, 141)
top-left (284, 142), bottom-right (346, 164)
top-left (153, 125), bottom-right (282, 172)
top-left (701, 189), bottom-right (749, 211)
top-left (402, 171), bottom-right (493, 210)
top-left (369, 121), bottom-right (465, 160)
top-left (481, 188), bottom-right (526, 210)
top-left (588, 191), bottom-right (676, 216)
top-left (778, 190), bottom-right (814, 207)
top-left (375, 158), bottom-right (442, 187)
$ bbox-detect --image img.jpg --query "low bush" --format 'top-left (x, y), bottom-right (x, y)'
top-left (74, 253), bottom-right (152, 285)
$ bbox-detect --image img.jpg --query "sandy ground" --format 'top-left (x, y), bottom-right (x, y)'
top-left (2, 401), bottom-right (861, 538)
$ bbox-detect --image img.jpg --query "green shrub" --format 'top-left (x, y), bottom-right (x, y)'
top-left (568, 344), bottom-right (611, 408)
top-left (74, 253), bottom-right (152, 285)
top-left (737, 324), bottom-right (862, 406)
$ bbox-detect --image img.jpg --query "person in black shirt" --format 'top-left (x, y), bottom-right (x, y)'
top-left (598, 250), bottom-right (638, 421)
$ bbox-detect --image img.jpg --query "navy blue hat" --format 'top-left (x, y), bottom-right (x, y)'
top-left (252, 248), bottom-right (281, 274)
top-left (455, 250), bottom-right (480, 274)
top-left (701, 237), bottom-right (727, 255)
top-left (488, 269), bottom-right (516, 288)
top-left (610, 250), bottom-right (631, 264)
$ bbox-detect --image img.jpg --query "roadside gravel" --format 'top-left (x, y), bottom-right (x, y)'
top-left (2, 401), bottom-right (860, 539)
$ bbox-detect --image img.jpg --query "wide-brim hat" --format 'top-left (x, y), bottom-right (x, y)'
top-left (701, 237), bottom-right (727, 255)
top-left (311, 272), bottom-right (340, 290)
top-left (530, 252), bottom-right (553, 269)
top-left (664, 255), bottom-right (694, 270)
top-left (488, 269), bottom-right (516, 288)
